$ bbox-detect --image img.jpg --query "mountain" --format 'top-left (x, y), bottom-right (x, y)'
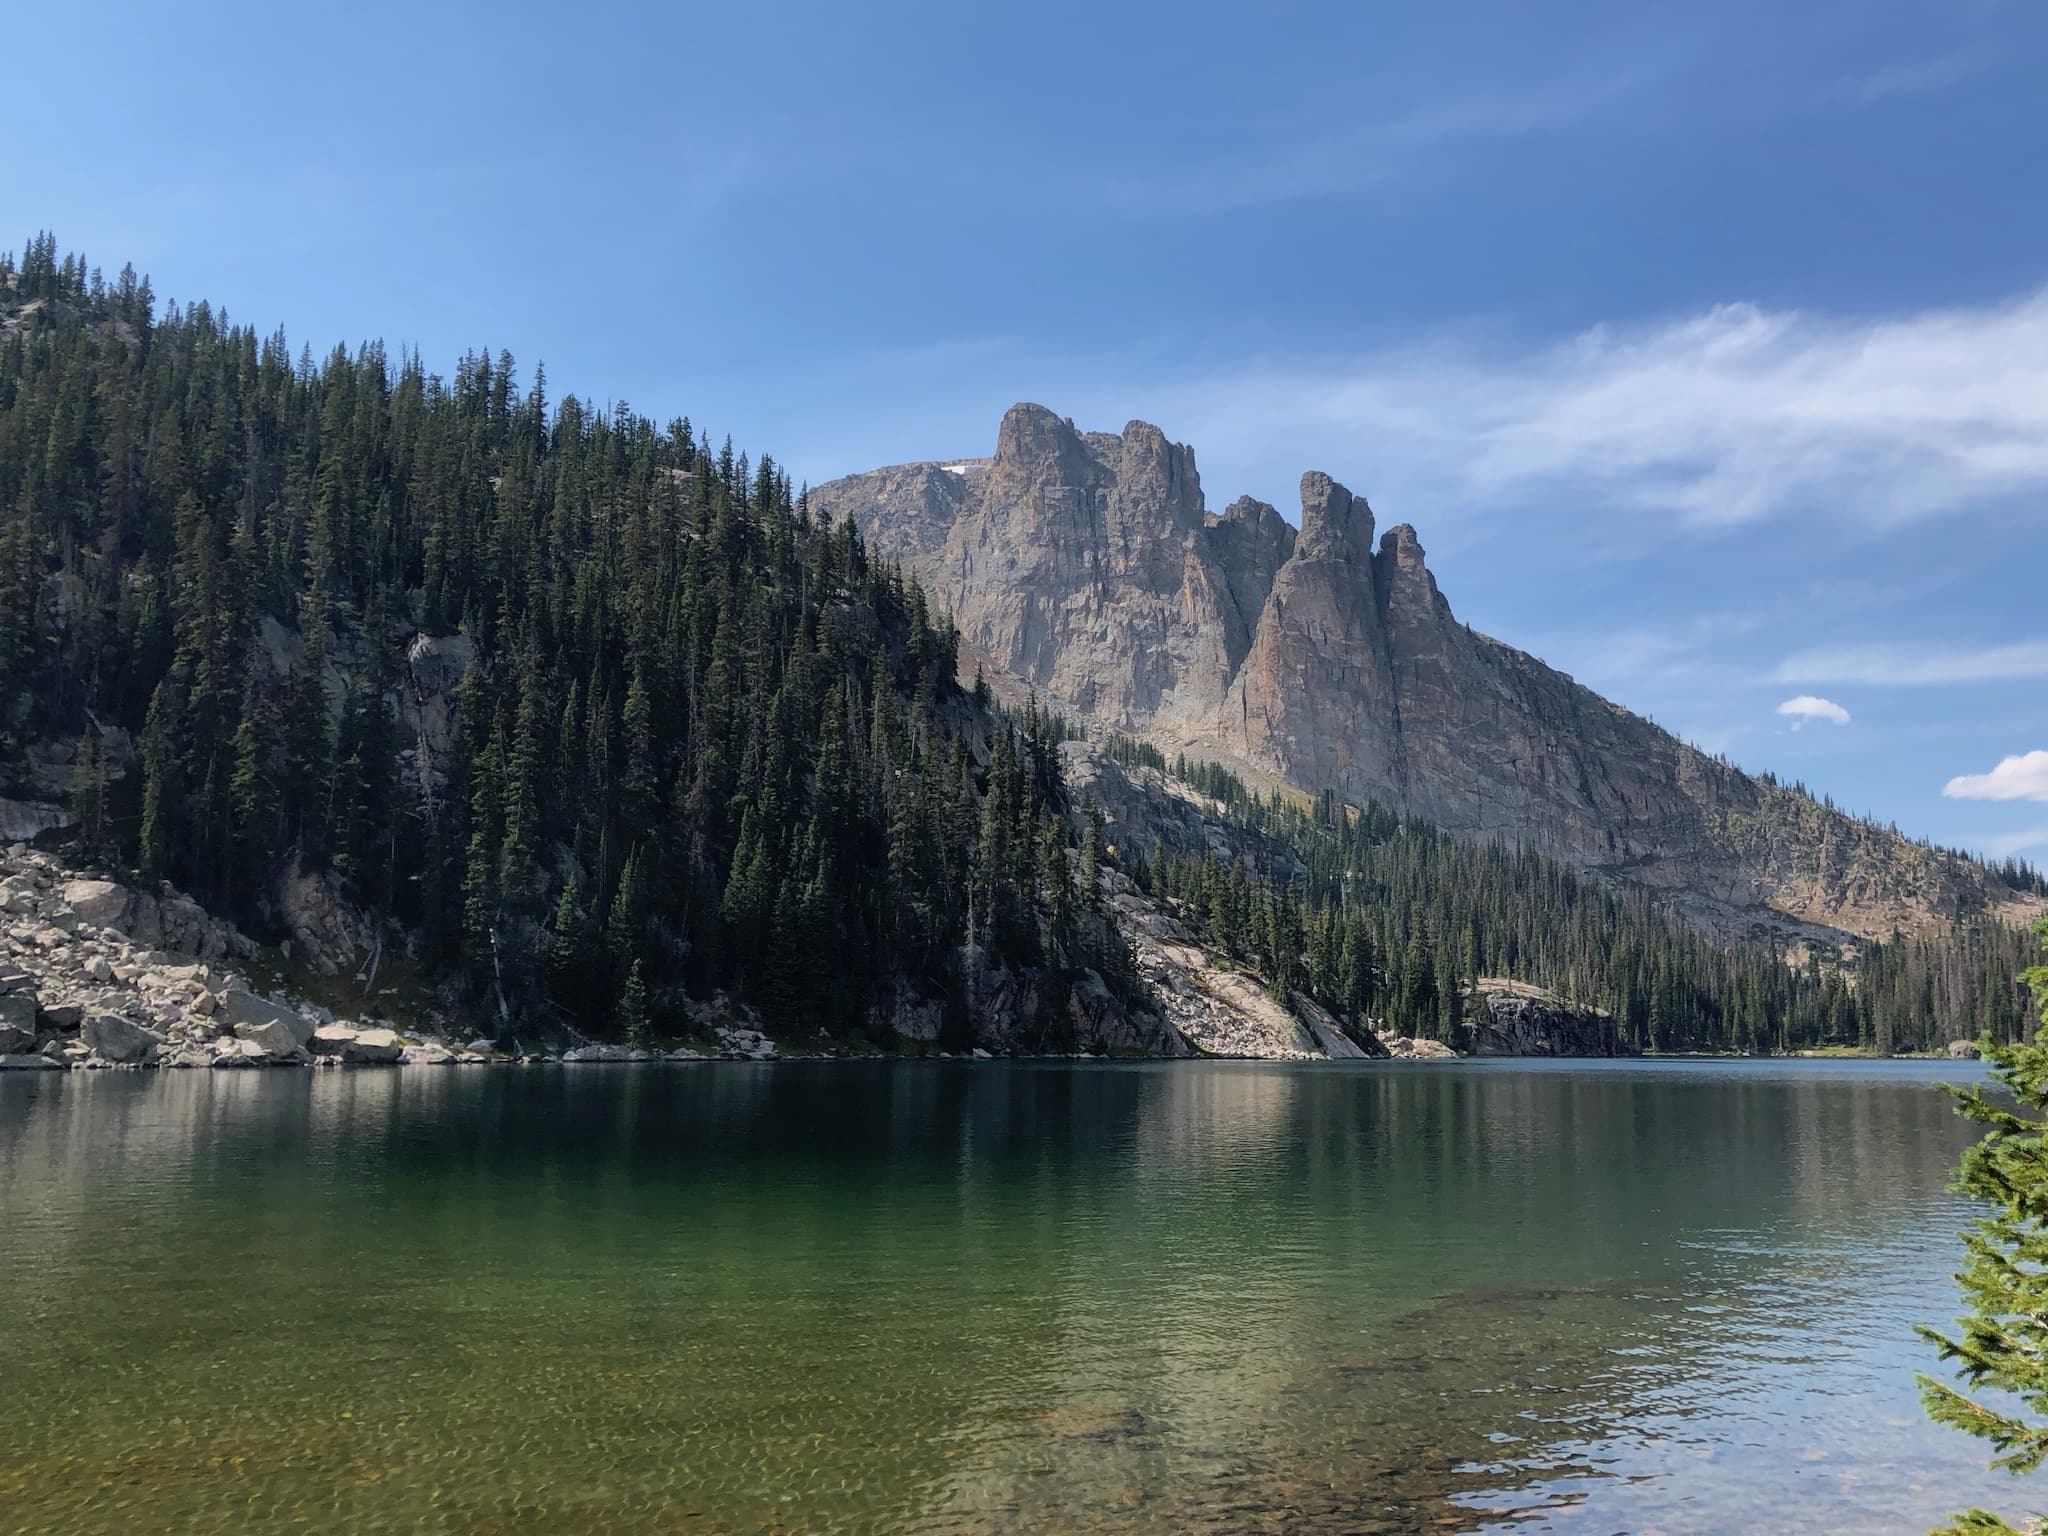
top-left (3, 241), bottom-right (2037, 1063)
top-left (811, 404), bottom-right (2037, 945)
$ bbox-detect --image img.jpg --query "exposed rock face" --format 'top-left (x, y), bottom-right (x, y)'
top-left (277, 857), bottom-right (380, 976)
top-left (1108, 877), bottom-right (1385, 1060)
top-left (815, 406), bottom-right (2031, 942)
top-left (820, 406), bottom-right (1288, 740)
top-left (1462, 980), bottom-right (1625, 1058)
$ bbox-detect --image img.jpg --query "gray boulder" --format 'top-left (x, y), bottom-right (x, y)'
top-left (0, 992), bottom-right (37, 1053)
top-left (1947, 1039), bottom-right (1983, 1061)
top-left (211, 1038), bottom-right (271, 1068)
top-left (61, 879), bottom-right (130, 929)
top-left (342, 1028), bottom-right (403, 1065)
top-left (308, 1022), bottom-right (359, 1056)
top-left (215, 988), bottom-right (314, 1048)
top-left (562, 1042), bottom-right (649, 1063)
top-left (0, 1052), bottom-right (63, 1070)
top-left (233, 1019), bottom-right (311, 1063)
top-left (82, 1011), bottom-right (163, 1064)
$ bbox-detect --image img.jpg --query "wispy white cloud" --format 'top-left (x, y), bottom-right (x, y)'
top-left (1984, 826), bottom-right (2048, 860)
top-left (1777, 695), bottom-right (1851, 728)
top-left (1776, 640), bottom-right (2048, 687)
top-left (1076, 71), bottom-right (1646, 216)
top-left (1853, 49), bottom-right (1987, 103)
top-left (1114, 283), bottom-right (2048, 532)
top-left (1945, 750), bottom-right (2048, 804)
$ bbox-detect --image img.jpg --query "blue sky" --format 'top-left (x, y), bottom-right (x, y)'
top-left (9, 0), bottom-right (2047, 863)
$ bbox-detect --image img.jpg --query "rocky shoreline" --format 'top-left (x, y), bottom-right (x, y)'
top-left (1, 841), bottom-right (1617, 1074)
top-left (0, 843), bottom-right (794, 1074)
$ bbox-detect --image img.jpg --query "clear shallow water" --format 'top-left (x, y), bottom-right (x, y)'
top-left (0, 1058), bottom-right (2019, 1535)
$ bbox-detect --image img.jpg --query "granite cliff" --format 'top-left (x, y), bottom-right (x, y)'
top-left (812, 405), bottom-right (2032, 944)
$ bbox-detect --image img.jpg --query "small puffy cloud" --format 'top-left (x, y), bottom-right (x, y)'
top-left (1776, 695), bottom-right (1851, 729)
top-left (1944, 750), bottom-right (2048, 803)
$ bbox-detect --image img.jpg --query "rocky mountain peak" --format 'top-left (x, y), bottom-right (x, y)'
top-left (991, 401), bottom-right (1080, 464)
top-left (1379, 522), bottom-right (1427, 571)
top-left (1295, 471), bottom-right (1374, 562)
top-left (809, 404), bottom-right (2034, 943)
top-left (1221, 493), bottom-right (1282, 529)
top-left (1107, 417), bottom-right (1207, 575)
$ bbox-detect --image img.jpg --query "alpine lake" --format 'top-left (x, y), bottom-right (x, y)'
top-left (0, 1057), bottom-right (2017, 1535)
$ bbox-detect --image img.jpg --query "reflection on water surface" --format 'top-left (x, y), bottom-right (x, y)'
top-left (0, 1059), bottom-right (2007, 1534)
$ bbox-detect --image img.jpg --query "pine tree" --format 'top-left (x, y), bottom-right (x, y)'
top-left (1918, 919), bottom-right (2048, 1535)
top-left (620, 960), bottom-right (652, 1047)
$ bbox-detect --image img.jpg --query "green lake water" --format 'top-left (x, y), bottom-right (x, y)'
top-left (0, 1058), bottom-right (2019, 1534)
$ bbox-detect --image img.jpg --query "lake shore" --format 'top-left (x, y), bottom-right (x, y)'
top-left (5, 841), bottom-right (1981, 1075)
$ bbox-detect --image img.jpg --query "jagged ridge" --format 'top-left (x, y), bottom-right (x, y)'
top-left (811, 405), bottom-right (2034, 943)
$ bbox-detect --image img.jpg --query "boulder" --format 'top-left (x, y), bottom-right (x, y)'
top-left (214, 988), bottom-right (314, 1048)
top-left (1462, 980), bottom-right (1625, 1058)
top-left (39, 1003), bottom-right (81, 1030)
top-left (401, 1042), bottom-right (456, 1066)
top-left (0, 1052), bottom-right (63, 1070)
top-left (1947, 1039), bottom-right (1983, 1061)
top-left (233, 1019), bottom-right (311, 1063)
top-left (126, 890), bottom-right (242, 959)
top-left (211, 1038), bottom-right (272, 1068)
top-left (712, 1028), bottom-right (778, 1060)
top-left (561, 1042), bottom-right (633, 1063)
top-left (1296, 994), bottom-right (1387, 1060)
top-left (342, 1028), bottom-right (403, 1065)
top-left (61, 879), bottom-right (130, 929)
top-left (84, 955), bottom-right (115, 983)
top-left (308, 1022), bottom-right (360, 1056)
top-left (0, 992), bottom-right (37, 1053)
top-left (82, 1011), bottom-right (163, 1064)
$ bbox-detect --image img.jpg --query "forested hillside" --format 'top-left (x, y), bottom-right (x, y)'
top-left (0, 235), bottom-right (1134, 1047)
top-left (1102, 738), bottom-right (2040, 1053)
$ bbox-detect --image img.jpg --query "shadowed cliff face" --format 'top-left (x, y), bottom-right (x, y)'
top-left (809, 404), bottom-right (2031, 942)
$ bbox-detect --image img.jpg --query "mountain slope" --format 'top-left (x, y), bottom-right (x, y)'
top-left (811, 405), bottom-right (2035, 944)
